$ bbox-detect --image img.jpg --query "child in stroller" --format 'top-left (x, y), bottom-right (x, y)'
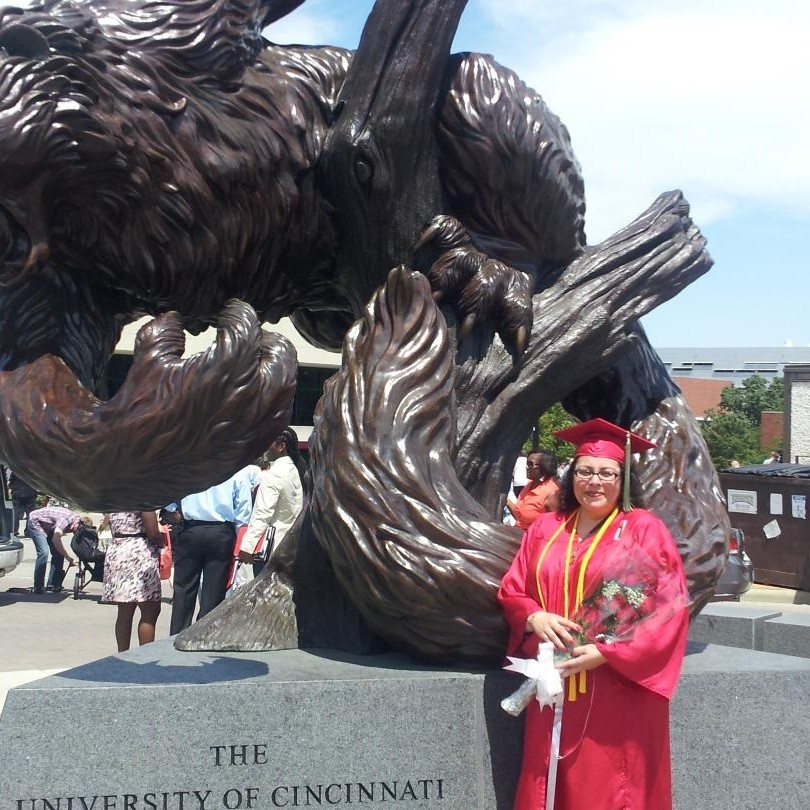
top-left (70, 521), bottom-right (105, 599)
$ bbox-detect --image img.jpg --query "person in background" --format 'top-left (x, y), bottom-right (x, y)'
top-left (498, 418), bottom-right (689, 810)
top-left (237, 428), bottom-right (305, 576)
top-left (8, 469), bottom-right (38, 536)
top-left (169, 466), bottom-right (253, 633)
top-left (102, 510), bottom-right (164, 651)
top-left (159, 505), bottom-right (183, 537)
top-left (506, 449), bottom-right (560, 530)
top-left (511, 452), bottom-right (528, 498)
top-left (24, 505), bottom-right (83, 594)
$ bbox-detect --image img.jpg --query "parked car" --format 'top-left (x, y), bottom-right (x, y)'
top-left (0, 535), bottom-right (24, 578)
top-left (711, 527), bottom-right (754, 601)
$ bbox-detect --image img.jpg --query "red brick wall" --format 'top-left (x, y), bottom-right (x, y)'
top-left (760, 410), bottom-right (784, 451)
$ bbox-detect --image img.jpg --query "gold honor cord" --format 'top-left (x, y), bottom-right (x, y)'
top-left (534, 508), bottom-right (621, 702)
top-left (534, 512), bottom-right (578, 612)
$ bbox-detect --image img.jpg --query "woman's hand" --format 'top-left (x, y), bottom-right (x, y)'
top-left (555, 644), bottom-right (606, 676)
top-left (525, 610), bottom-right (580, 650)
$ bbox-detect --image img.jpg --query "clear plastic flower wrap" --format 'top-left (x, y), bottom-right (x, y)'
top-left (501, 676), bottom-right (539, 716)
top-left (553, 540), bottom-right (690, 662)
top-left (501, 642), bottom-right (563, 716)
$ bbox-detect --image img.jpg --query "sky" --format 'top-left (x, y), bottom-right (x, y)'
top-left (266, 0), bottom-right (810, 348)
top-left (12, 0), bottom-right (810, 347)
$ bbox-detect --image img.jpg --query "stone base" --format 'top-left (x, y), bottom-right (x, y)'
top-left (1, 640), bottom-right (809, 809)
top-left (0, 641), bottom-right (522, 809)
top-left (673, 641), bottom-right (810, 809)
top-left (764, 612), bottom-right (810, 658)
top-left (689, 604), bottom-right (783, 650)
top-left (690, 603), bottom-right (810, 659)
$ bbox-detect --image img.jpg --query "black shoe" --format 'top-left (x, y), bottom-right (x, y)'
top-left (46, 585), bottom-right (63, 593)
top-left (28, 586), bottom-right (45, 594)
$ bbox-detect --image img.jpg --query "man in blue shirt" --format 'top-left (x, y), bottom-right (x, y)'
top-left (169, 467), bottom-right (253, 633)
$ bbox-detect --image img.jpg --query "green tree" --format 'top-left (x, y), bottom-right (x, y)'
top-left (719, 375), bottom-right (783, 426)
top-left (700, 408), bottom-right (763, 468)
top-left (523, 402), bottom-right (576, 460)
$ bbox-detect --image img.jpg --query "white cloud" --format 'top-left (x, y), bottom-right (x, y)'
top-left (263, 9), bottom-right (343, 47)
top-left (478, 0), bottom-right (810, 240)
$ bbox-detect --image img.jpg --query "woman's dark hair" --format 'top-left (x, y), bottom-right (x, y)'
top-left (558, 460), bottom-right (645, 513)
top-left (278, 426), bottom-right (308, 487)
top-left (527, 449), bottom-right (558, 480)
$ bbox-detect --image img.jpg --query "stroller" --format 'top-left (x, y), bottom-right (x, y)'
top-left (70, 524), bottom-right (105, 599)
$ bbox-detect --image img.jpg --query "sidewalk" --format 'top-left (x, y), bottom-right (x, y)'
top-left (739, 582), bottom-right (810, 610)
top-left (0, 542), bottom-right (173, 711)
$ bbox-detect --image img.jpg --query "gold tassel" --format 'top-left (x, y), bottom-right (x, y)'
top-left (579, 670), bottom-right (587, 694)
top-left (622, 430), bottom-right (633, 512)
top-left (567, 674), bottom-right (577, 702)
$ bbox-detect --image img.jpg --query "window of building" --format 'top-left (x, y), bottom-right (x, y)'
top-left (292, 366), bottom-right (336, 426)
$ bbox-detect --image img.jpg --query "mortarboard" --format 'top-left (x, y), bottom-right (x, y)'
top-left (554, 417), bottom-right (656, 463)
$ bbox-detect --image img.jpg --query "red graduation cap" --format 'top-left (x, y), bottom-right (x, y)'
top-left (554, 417), bottom-right (656, 462)
top-left (554, 418), bottom-right (657, 510)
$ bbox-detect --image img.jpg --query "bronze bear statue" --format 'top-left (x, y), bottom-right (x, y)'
top-left (0, 0), bottom-right (726, 662)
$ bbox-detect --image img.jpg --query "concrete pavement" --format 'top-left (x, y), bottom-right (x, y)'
top-left (0, 538), bottom-right (173, 711)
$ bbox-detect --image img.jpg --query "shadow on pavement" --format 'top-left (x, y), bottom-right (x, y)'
top-left (56, 654), bottom-right (269, 685)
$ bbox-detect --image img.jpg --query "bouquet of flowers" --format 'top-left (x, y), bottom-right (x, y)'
top-left (555, 540), bottom-right (687, 662)
top-left (553, 575), bottom-right (655, 663)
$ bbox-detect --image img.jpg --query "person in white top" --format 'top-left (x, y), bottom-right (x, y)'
top-left (511, 453), bottom-right (529, 496)
top-left (237, 427), bottom-right (305, 574)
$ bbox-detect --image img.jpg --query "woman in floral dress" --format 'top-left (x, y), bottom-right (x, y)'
top-left (102, 510), bottom-right (164, 651)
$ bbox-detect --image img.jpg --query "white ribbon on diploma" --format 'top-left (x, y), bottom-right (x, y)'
top-left (503, 642), bottom-right (564, 810)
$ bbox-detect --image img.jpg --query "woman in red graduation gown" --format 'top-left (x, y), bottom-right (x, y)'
top-left (498, 418), bottom-right (689, 810)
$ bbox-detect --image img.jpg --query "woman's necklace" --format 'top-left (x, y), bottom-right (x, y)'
top-left (575, 512), bottom-right (610, 542)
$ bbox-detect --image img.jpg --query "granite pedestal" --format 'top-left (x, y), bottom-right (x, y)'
top-left (688, 604), bottom-right (782, 651)
top-left (690, 603), bottom-right (810, 660)
top-left (2, 640), bottom-right (810, 809)
top-left (672, 642), bottom-right (810, 809)
top-left (763, 612), bottom-right (810, 658)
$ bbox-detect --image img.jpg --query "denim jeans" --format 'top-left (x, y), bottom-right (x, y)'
top-left (25, 524), bottom-right (50, 590)
top-left (24, 525), bottom-right (64, 590)
top-left (12, 496), bottom-right (36, 535)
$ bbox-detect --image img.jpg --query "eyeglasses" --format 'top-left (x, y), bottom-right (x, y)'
top-left (573, 467), bottom-right (621, 482)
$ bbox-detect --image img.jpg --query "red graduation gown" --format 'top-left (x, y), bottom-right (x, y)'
top-left (498, 509), bottom-right (689, 810)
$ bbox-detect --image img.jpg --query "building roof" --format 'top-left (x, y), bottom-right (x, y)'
top-left (658, 347), bottom-right (810, 383)
top-left (721, 463), bottom-right (810, 479)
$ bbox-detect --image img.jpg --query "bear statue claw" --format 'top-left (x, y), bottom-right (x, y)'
top-left (414, 215), bottom-right (534, 354)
